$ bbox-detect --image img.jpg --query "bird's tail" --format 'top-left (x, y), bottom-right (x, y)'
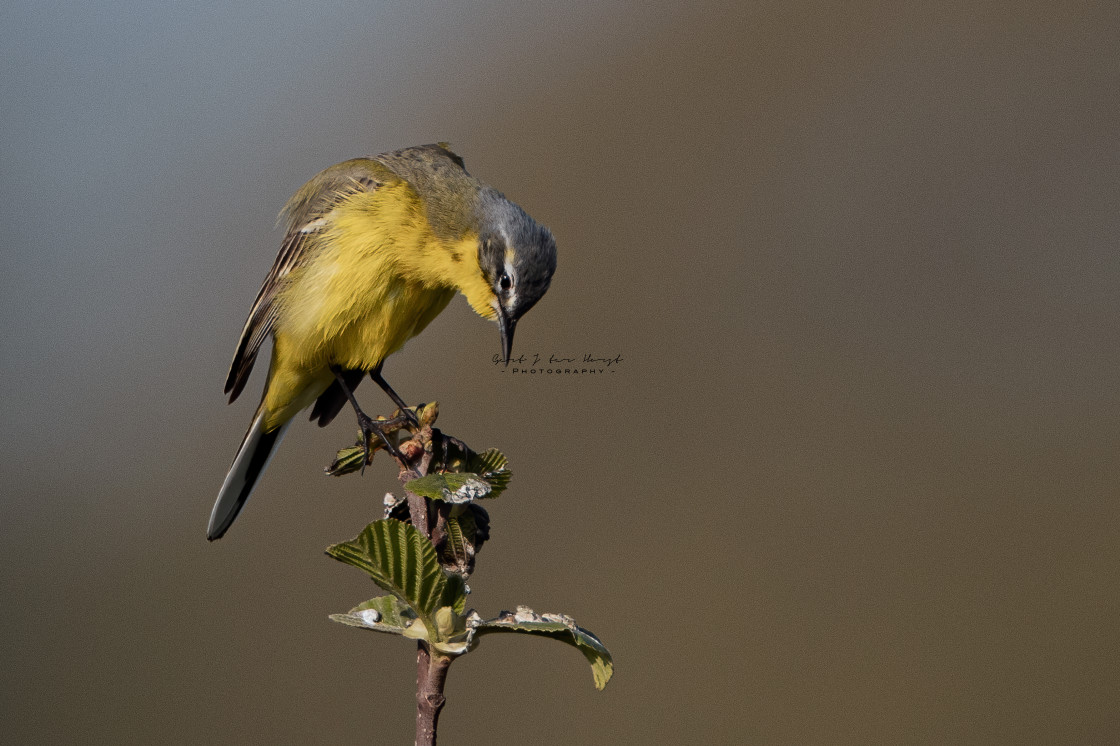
top-left (207, 410), bottom-right (292, 540)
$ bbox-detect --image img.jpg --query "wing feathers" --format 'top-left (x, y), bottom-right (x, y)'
top-left (224, 160), bottom-right (393, 402)
top-left (309, 369), bottom-right (363, 427)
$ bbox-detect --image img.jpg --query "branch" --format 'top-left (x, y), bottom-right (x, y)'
top-left (414, 646), bottom-right (452, 746)
top-left (397, 425), bottom-right (434, 536)
top-left (326, 402), bottom-right (612, 742)
top-left (393, 424), bottom-right (453, 745)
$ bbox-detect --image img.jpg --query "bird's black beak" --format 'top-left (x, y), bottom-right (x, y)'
top-left (498, 305), bottom-right (516, 366)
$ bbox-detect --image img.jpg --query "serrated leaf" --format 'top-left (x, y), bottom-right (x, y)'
top-left (440, 513), bottom-right (483, 578)
top-left (326, 445), bottom-right (367, 476)
top-left (329, 595), bottom-right (417, 635)
top-left (467, 448), bottom-right (511, 498)
top-left (326, 519), bottom-right (466, 638)
top-left (446, 516), bottom-right (467, 558)
top-left (469, 448), bottom-right (508, 474)
top-left (471, 606), bottom-right (614, 690)
top-left (405, 473), bottom-right (492, 503)
top-left (441, 571), bottom-right (468, 615)
top-left (443, 516), bottom-right (470, 571)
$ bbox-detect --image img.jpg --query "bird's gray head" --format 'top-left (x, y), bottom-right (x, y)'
top-left (475, 188), bottom-right (557, 363)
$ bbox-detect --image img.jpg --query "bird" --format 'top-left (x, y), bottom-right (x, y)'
top-left (207, 143), bottom-right (557, 540)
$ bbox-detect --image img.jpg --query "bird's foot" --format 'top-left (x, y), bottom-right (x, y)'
top-left (356, 411), bottom-right (412, 471)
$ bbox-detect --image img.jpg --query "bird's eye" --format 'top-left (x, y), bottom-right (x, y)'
top-left (499, 273), bottom-right (511, 291)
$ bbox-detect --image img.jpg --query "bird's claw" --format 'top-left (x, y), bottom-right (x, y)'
top-left (356, 411), bottom-right (412, 469)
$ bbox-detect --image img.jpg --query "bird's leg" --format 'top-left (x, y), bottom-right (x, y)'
top-left (370, 364), bottom-right (420, 429)
top-left (331, 365), bottom-right (410, 467)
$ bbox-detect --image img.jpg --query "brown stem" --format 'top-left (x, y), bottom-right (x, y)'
top-left (396, 427), bottom-right (435, 535)
top-left (394, 425), bottom-right (455, 745)
top-left (414, 644), bottom-right (453, 746)
top-left (405, 490), bottom-right (430, 536)
top-left (430, 502), bottom-right (450, 552)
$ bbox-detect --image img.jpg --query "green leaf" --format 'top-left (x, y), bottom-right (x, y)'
top-left (443, 516), bottom-right (471, 572)
top-left (325, 445), bottom-right (367, 476)
top-left (326, 519), bottom-right (467, 638)
top-left (331, 596), bottom-right (472, 652)
top-left (405, 473), bottom-right (492, 503)
top-left (329, 595), bottom-right (418, 635)
top-left (467, 448), bottom-right (511, 498)
top-left (441, 571), bottom-right (468, 615)
top-left (470, 606), bottom-right (614, 690)
top-left (446, 516), bottom-right (467, 558)
top-left (403, 448), bottom-right (510, 502)
top-left (429, 606), bottom-right (472, 655)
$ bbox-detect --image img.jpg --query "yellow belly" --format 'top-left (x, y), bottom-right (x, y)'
top-left (259, 184), bottom-right (461, 430)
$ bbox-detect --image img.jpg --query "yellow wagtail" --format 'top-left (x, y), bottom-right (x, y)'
top-left (208, 144), bottom-right (556, 540)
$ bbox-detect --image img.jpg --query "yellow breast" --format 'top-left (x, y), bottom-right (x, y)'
top-left (260, 183), bottom-right (469, 427)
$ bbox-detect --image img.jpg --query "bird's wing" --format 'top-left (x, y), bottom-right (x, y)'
top-left (224, 159), bottom-right (397, 402)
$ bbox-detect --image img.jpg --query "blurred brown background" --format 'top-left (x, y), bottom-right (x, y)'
top-left (3, 1), bottom-right (1119, 743)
